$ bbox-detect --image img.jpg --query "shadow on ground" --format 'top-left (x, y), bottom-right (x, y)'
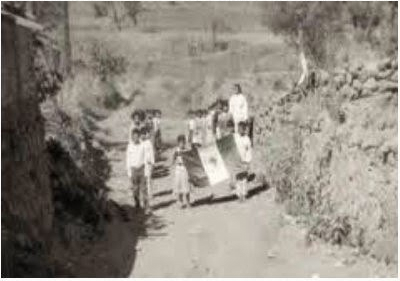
top-left (52, 202), bottom-right (168, 277)
top-left (192, 183), bottom-right (270, 208)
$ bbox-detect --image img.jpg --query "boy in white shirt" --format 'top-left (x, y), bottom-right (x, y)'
top-left (140, 127), bottom-right (155, 208)
top-left (129, 110), bottom-right (145, 141)
top-left (234, 121), bottom-right (252, 202)
top-left (229, 83), bottom-right (248, 133)
top-left (126, 128), bottom-right (147, 211)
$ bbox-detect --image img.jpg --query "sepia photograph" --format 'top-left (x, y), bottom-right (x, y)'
top-left (1, 0), bottom-right (398, 278)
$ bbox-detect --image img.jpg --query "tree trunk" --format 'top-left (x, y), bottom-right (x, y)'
top-left (296, 29), bottom-right (308, 87)
top-left (111, 3), bottom-right (122, 31)
top-left (63, 2), bottom-right (72, 76)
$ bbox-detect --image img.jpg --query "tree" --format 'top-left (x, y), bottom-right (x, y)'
top-left (91, 1), bottom-right (143, 30)
top-left (123, 2), bottom-right (142, 26)
top-left (262, 2), bottom-right (344, 74)
top-left (262, 2), bottom-right (397, 75)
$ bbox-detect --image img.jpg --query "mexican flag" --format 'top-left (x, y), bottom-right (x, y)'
top-left (181, 134), bottom-right (244, 187)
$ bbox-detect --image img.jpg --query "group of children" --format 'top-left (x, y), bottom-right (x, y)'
top-left (186, 99), bottom-right (236, 148)
top-left (126, 109), bottom-right (162, 213)
top-left (126, 84), bottom-right (253, 211)
top-left (172, 96), bottom-right (253, 207)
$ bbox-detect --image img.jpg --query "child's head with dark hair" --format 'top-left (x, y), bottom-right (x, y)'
top-left (140, 126), bottom-right (149, 140)
top-left (145, 109), bottom-right (152, 116)
top-left (177, 134), bottom-right (186, 149)
top-left (195, 109), bottom-right (202, 118)
top-left (234, 83), bottom-right (242, 94)
top-left (146, 110), bottom-right (154, 121)
top-left (222, 100), bottom-right (229, 112)
top-left (131, 128), bottom-right (141, 143)
top-left (131, 110), bottom-right (141, 122)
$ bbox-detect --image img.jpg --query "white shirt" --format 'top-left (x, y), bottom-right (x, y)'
top-left (143, 139), bottom-right (155, 165)
top-left (234, 133), bottom-right (252, 163)
top-left (153, 117), bottom-right (161, 132)
top-left (229, 93), bottom-right (248, 123)
top-left (188, 118), bottom-right (195, 131)
top-left (126, 141), bottom-right (145, 177)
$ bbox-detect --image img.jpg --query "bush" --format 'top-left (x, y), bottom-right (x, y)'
top-left (92, 2), bottom-right (109, 18)
top-left (103, 81), bottom-right (126, 110)
top-left (262, 2), bottom-right (397, 66)
top-left (88, 42), bottom-right (128, 82)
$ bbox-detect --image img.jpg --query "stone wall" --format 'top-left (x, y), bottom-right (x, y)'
top-left (1, 12), bottom-right (54, 276)
top-left (254, 57), bottom-right (398, 264)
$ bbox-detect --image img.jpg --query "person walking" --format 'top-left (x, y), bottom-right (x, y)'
top-left (126, 128), bottom-right (148, 212)
top-left (229, 83), bottom-right (248, 133)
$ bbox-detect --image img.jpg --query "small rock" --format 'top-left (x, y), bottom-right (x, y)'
top-left (390, 71), bottom-right (398, 82)
top-left (343, 257), bottom-right (356, 266)
top-left (334, 260), bottom-right (344, 267)
top-left (375, 69), bottom-right (394, 80)
top-left (267, 249), bottom-right (277, 259)
top-left (364, 77), bottom-right (379, 91)
top-left (352, 79), bottom-right (362, 90)
top-left (378, 57), bottom-right (392, 71)
top-left (345, 72), bottom-right (353, 85)
top-left (311, 273), bottom-right (320, 278)
top-left (379, 81), bottom-right (397, 93)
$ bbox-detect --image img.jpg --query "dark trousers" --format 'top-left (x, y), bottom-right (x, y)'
top-left (130, 166), bottom-right (147, 209)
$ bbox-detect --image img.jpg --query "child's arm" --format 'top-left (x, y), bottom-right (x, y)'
top-left (126, 146), bottom-right (132, 178)
top-left (243, 137), bottom-right (252, 170)
top-left (188, 120), bottom-right (194, 144)
top-left (170, 150), bottom-right (177, 167)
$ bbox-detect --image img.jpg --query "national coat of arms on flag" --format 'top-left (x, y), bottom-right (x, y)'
top-left (181, 134), bottom-right (243, 187)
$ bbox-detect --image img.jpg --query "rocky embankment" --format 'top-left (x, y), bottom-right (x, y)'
top-left (254, 57), bottom-right (398, 264)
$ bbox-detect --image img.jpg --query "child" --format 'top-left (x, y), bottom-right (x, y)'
top-left (205, 108), bottom-right (215, 144)
top-left (192, 109), bottom-right (203, 148)
top-left (126, 128), bottom-right (147, 210)
top-left (153, 109), bottom-right (162, 152)
top-left (145, 110), bottom-right (155, 144)
top-left (227, 118), bottom-right (235, 135)
top-left (129, 110), bottom-right (145, 141)
top-left (216, 100), bottom-right (233, 139)
top-left (141, 127), bottom-right (155, 209)
top-left (229, 83), bottom-right (248, 133)
top-left (200, 109), bottom-right (208, 145)
top-left (171, 134), bottom-right (191, 208)
top-left (233, 121), bottom-right (252, 202)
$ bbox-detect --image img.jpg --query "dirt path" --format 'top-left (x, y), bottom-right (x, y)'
top-left (99, 107), bottom-right (395, 278)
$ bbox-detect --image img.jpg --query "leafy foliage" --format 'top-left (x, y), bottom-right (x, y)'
top-left (88, 42), bottom-right (128, 81)
top-left (91, 1), bottom-right (143, 30)
top-left (262, 2), bottom-right (397, 66)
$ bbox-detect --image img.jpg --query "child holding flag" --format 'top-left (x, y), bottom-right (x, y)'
top-left (171, 134), bottom-right (191, 208)
top-left (234, 121), bottom-right (252, 201)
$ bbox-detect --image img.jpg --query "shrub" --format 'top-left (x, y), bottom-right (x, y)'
top-left (103, 81), bottom-right (126, 110)
top-left (92, 2), bottom-right (109, 18)
top-left (88, 42), bottom-right (128, 82)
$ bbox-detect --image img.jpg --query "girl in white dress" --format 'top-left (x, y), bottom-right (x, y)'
top-left (171, 135), bottom-right (191, 208)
